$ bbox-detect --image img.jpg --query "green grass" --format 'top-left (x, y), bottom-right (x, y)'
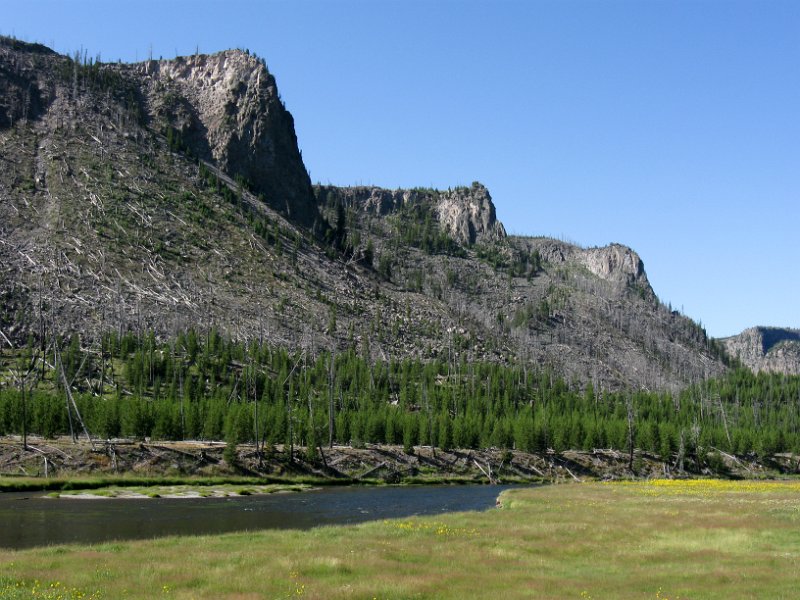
top-left (0, 576), bottom-right (101, 599)
top-left (3, 480), bottom-right (800, 598)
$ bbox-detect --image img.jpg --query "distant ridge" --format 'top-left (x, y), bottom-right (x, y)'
top-left (721, 327), bottom-right (800, 375)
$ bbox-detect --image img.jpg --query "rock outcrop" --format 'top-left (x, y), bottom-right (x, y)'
top-left (136, 50), bottom-right (316, 226)
top-left (514, 239), bottom-right (653, 298)
top-left (0, 38), bottom-right (57, 128)
top-left (318, 181), bottom-right (506, 246)
top-left (721, 327), bottom-right (800, 375)
top-left (436, 182), bottom-right (506, 245)
top-left (580, 244), bottom-right (653, 297)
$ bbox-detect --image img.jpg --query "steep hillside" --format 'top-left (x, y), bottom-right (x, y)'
top-left (0, 37), bottom-right (316, 225)
top-left (316, 184), bottom-right (727, 390)
top-left (721, 327), bottom-right (800, 375)
top-left (0, 38), bottom-right (728, 391)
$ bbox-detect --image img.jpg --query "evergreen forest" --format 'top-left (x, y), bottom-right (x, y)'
top-left (2, 330), bottom-right (799, 464)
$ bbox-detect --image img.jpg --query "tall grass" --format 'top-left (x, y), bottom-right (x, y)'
top-left (3, 481), bottom-right (800, 598)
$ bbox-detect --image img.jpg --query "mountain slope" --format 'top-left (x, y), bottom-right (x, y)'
top-left (0, 38), bottom-right (728, 390)
top-left (316, 183), bottom-right (727, 390)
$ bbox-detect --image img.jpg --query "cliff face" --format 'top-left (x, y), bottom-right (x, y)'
top-left (721, 327), bottom-right (800, 375)
top-left (136, 51), bottom-right (316, 226)
top-left (0, 39), bottom-right (59, 128)
top-left (317, 181), bottom-right (506, 246)
top-left (436, 183), bottom-right (506, 245)
top-left (519, 239), bottom-right (653, 298)
top-left (580, 244), bottom-right (653, 298)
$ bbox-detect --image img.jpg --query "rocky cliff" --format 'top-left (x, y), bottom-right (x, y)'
top-left (435, 183), bottom-right (506, 245)
top-left (581, 244), bottom-right (648, 290)
top-left (316, 181), bottom-right (506, 246)
top-left (0, 39), bottom-right (57, 128)
top-left (721, 327), bottom-right (800, 375)
top-left (0, 37), bottom-right (316, 226)
top-left (135, 51), bottom-right (316, 226)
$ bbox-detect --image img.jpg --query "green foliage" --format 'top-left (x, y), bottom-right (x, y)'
top-left (393, 204), bottom-right (466, 257)
top-left (377, 254), bottom-right (392, 281)
top-left (223, 440), bottom-right (239, 467)
top-left (1, 333), bottom-right (799, 461)
top-left (477, 245), bottom-right (542, 278)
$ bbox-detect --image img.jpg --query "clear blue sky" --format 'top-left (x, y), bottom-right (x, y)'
top-left (5, 0), bottom-right (798, 337)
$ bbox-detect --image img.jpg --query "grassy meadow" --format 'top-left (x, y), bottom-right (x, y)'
top-left (2, 479), bottom-right (800, 599)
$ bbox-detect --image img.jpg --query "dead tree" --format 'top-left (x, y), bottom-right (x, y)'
top-left (55, 343), bottom-right (95, 449)
top-left (714, 391), bottom-right (732, 449)
top-left (626, 393), bottom-right (636, 473)
top-left (328, 347), bottom-right (335, 449)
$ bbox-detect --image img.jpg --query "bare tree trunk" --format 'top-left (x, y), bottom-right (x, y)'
top-left (423, 383), bottom-right (435, 459)
top-left (20, 378), bottom-right (28, 451)
top-left (12, 348), bottom-right (43, 452)
top-left (626, 394), bottom-right (635, 473)
top-left (178, 351), bottom-right (185, 440)
top-left (328, 348), bottom-right (335, 449)
top-left (56, 345), bottom-right (94, 449)
top-left (715, 392), bottom-right (732, 449)
top-left (287, 377), bottom-right (296, 464)
top-left (99, 335), bottom-right (106, 397)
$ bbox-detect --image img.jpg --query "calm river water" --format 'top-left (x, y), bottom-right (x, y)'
top-left (0, 484), bottom-right (518, 549)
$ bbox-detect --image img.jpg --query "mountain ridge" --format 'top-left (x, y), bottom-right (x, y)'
top-left (721, 327), bottom-right (800, 375)
top-left (0, 37), bottom-right (730, 390)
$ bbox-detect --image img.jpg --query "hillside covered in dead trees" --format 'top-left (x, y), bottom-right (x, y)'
top-left (0, 36), bottom-right (729, 395)
top-left (5, 37), bottom-right (800, 478)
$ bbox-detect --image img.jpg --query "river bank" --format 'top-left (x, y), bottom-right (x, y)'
top-left (2, 436), bottom-right (798, 493)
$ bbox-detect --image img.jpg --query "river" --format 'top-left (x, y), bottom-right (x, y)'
top-left (0, 484), bottom-right (518, 549)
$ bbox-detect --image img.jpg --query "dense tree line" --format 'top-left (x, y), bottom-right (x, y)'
top-left (1, 331), bottom-right (799, 461)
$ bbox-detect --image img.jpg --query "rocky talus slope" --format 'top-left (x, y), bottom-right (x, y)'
top-left (0, 37), bottom-right (728, 390)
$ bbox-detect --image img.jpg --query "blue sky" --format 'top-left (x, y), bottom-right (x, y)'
top-left (4, 0), bottom-right (798, 337)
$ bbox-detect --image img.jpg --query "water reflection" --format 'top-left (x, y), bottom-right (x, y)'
top-left (0, 484), bottom-right (517, 549)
